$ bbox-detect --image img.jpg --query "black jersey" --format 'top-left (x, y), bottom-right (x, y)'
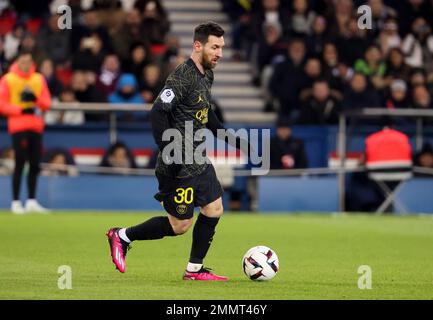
top-left (152, 58), bottom-right (214, 179)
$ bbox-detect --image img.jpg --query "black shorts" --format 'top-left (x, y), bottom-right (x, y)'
top-left (154, 165), bottom-right (223, 220)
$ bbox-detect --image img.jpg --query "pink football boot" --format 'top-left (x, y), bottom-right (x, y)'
top-left (183, 267), bottom-right (229, 281)
top-left (106, 228), bottom-right (129, 273)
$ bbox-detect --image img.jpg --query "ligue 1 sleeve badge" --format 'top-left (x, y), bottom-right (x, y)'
top-left (161, 88), bottom-right (175, 103)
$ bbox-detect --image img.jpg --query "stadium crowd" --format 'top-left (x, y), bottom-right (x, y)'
top-left (222, 0), bottom-right (433, 122)
top-left (0, 0), bottom-right (433, 213)
top-left (0, 0), bottom-right (181, 124)
top-left (0, 0), bottom-right (432, 171)
top-left (0, 0), bottom-right (429, 125)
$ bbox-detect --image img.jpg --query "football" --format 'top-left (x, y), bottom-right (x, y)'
top-left (242, 246), bottom-right (279, 281)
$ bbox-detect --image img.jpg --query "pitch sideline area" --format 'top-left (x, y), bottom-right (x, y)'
top-left (0, 211), bottom-right (432, 300)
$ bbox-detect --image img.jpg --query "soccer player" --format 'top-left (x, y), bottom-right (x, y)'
top-left (107, 22), bottom-right (249, 280)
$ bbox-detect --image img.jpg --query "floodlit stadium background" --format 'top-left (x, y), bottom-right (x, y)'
top-left (1, 0), bottom-right (433, 213)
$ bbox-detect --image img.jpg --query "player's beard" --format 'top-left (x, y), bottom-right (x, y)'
top-left (200, 51), bottom-right (215, 70)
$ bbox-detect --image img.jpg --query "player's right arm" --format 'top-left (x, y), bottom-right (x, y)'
top-left (149, 68), bottom-right (191, 152)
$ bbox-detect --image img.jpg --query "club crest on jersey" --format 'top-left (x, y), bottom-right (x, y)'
top-left (161, 89), bottom-right (175, 103)
top-left (195, 107), bottom-right (209, 124)
top-left (176, 204), bottom-right (188, 215)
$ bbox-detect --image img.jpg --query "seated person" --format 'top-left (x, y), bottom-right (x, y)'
top-left (299, 79), bottom-right (341, 125)
top-left (100, 141), bottom-right (138, 174)
top-left (0, 147), bottom-right (14, 175)
top-left (108, 73), bottom-right (146, 122)
top-left (270, 118), bottom-right (308, 169)
top-left (41, 148), bottom-right (78, 176)
top-left (414, 142), bottom-right (433, 176)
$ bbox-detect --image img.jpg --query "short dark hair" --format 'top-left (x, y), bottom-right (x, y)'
top-left (16, 48), bottom-right (33, 58)
top-left (193, 22), bottom-right (224, 44)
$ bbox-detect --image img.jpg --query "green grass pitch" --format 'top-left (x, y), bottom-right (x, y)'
top-left (0, 211), bottom-right (432, 300)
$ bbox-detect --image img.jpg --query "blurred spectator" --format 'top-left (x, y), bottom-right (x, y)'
top-left (94, 0), bottom-right (126, 35)
top-left (221, 0), bottom-right (253, 60)
top-left (95, 54), bottom-right (122, 99)
top-left (139, 63), bottom-right (163, 103)
top-left (335, 17), bottom-right (370, 66)
top-left (71, 70), bottom-right (105, 103)
top-left (270, 118), bottom-right (308, 169)
top-left (322, 42), bottom-right (351, 91)
top-left (123, 42), bottom-right (152, 81)
top-left (269, 38), bottom-right (306, 116)
top-left (299, 79), bottom-right (340, 124)
top-left (251, 0), bottom-right (290, 44)
top-left (161, 34), bottom-right (185, 75)
top-left (343, 73), bottom-right (380, 109)
top-left (354, 45), bottom-right (387, 90)
top-left (397, 0), bottom-right (433, 36)
top-left (256, 21), bottom-right (287, 74)
top-left (298, 58), bottom-right (323, 94)
top-left (71, 8), bottom-right (112, 54)
top-left (328, 0), bottom-right (354, 38)
top-left (19, 33), bottom-right (47, 66)
top-left (109, 73), bottom-right (144, 103)
top-left (108, 73), bottom-right (146, 121)
top-left (100, 141), bottom-right (138, 172)
top-left (4, 23), bottom-right (25, 61)
top-left (39, 58), bottom-right (63, 98)
top-left (289, 0), bottom-right (316, 37)
top-left (136, 0), bottom-right (170, 45)
top-left (306, 15), bottom-right (332, 57)
top-left (36, 14), bottom-right (71, 65)
top-left (44, 87), bottom-right (85, 125)
top-left (368, 0), bottom-right (397, 39)
top-left (411, 85), bottom-right (433, 109)
top-left (377, 18), bottom-right (401, 57)
top-left (41, 148), bottom-right (78, 176)
top-left (72, 34), bottom-right (105, 73)
top-left (402, 17), bottom-right (433, 71)
top-left (385, 79), bottom-right (411, 109)
top-left (414, 142), bottom-right (433, 170)
top-left (0, 147), bottom-right (14, 175)
top-left (111, 8), bottom-right (149, 62)
top-left (255, 21), bottom-right (287, 107)
top-left (408, 68), bottom-right (430, 89)
top-left (384, 48), bottom-right (412, 83)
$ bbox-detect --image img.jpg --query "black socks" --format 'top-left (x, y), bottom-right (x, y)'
top-left (125, 216), bottom-right (176, 241)
top-left (189, 213), bottom-right (220, 264)
top-left (124, 213), bottom-right (220, 266)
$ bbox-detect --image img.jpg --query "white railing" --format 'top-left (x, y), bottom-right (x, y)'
top-left (50, 102), bottom-right (152, 143)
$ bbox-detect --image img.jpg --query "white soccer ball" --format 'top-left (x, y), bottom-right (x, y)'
top-left (242, 245), bottom-right (279, 281)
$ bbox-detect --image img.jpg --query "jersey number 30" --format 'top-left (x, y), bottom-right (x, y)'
top-left (174, 187), bottom-right (194, 204)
